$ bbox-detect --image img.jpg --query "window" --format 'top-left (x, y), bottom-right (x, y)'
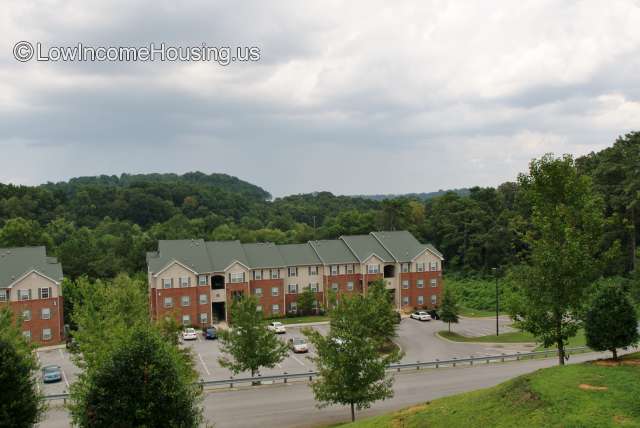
top-left (22, 330), bottom-right (31, 341)
top-left (308, 266), bottom-right (318, 275)
top-left (289, 302), bottom-right (298, 313)
top-left (38, 287), bottom-right (51, 299)
top-left (256, 305), bottom-right (263, 312)
top-left (254, 287), bottom-right (263, 297)
top-left (271, 287), bottom-right (279, 297)
top-left (270, 269), bottom-right (279, 279)
top-left (288, 284), bottom-right (298, 294)
top-left (181, 296), bottom-right (190, 307)
top-left (416, 263), bottom-right (426, 272)
top-left (402, 296), bottom-right (409, 306)
top-left (288, 267), bottom-right (298, 277)
top-left (200, 313), bottom-right (208, 323)
top-left (41, 308), bottom-right (51, 320)
top-left (22, 309), bottom-right (31, 321)
top-left (401, 263), bottom-right (409, 273)
top-left (330, 265), bottom-right (338, 276)
top-left (312, 300), bottom-right (319, 310)
top-left (199, 294), bottom-right (208, 304)
top-left (331, 283), bottom-right (339, 292)
top-left (417, 295), bottom-right (424, 305)
top-left (42, 328), bottom-right (52, 341)
top-left (346, 264), bottom-right (354, 274)
top-left (19, 289), bottom-right (31, 301)
top-left (179, 277), bottom-right (190, 288)
top-left (430, 261), bottom-right (438, 271)
top-left (182, 315), bottom-right (191, 326)
top-left (162, 278), bottom-right (172, 289)
top-left (198, 275), bottom-right (208, 286)
top-left (367, 264), bottom-right (380, 274)
top-left (272, 304), bottom-right (280, 315)
top-left (0, 290), bottom-right (7, 301)
top-left (417, 279), bottom-right (424, 288)
top-left (346, 281), bottom-right (354, 291)
top-left (253, 270), bottom-right (262, 280)
top-left (309, 283), bottom-right (319, 292)
top-left (431, 279), bottom-right (437, 288)
top-left (229, 272), bottom-right (245, 283)
top-left (402, 280), bottom-right (409, 289)
top-left (163, 297), bottom-right (173, 308)
top-left (431, 295), bottom-right (437, 305)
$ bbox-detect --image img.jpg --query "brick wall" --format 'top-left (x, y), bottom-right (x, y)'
top-left (4, 296), bottom-right (65, 345)
top-left (399, 271), bottom-right (443, 311)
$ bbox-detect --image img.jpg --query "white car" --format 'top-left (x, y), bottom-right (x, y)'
top-left (289, 337), bottom-right (309, 353)
top-left (267, 321), bottom-right (286, 334)
top-left (181, 328), bottom-right (198, 341)
top-left (410, 311), bottom-right (432, 321)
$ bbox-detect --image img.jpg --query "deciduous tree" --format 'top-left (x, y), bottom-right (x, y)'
top-left (440, 288), bottom-right (460, 333)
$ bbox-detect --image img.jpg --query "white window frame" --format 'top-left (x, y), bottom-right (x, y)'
top-left (253, 270), bottom-right (262, 281)
top-left (199, 294), bottom-right (208, 304)
top-left (308, 266), bottom-right (318, 276)
top-left (0, 289), bottom-right (7, 301)
top-left (254, 287), bottom-right (263, 297)
top-left (41, 308), bottom-right (51, 320)
top-left (331, 283), bottom-right (339, 292)
top-left (417, 279), bottom-right (424, 288)
top-left (182, 315), bottom-right (191, 326)
top-left (430, 261), bottom-right (438, 271)
top-left (181, 295), bottom-right (191, 307)
top-left (346, 264), bottom-right (354, 274)
top-left (42, 328), bottom-right (52, 341)
top-left (22, 309), bottom-right (31, 321)
top-left (162, 278), bottom-right (173, 289)
top-left (229, 272), bottom-right (245, 283)
top-left (19, 289), bottom-right (31, 301)
top-left (288, 267), bottom-right (298, 277)
top-left (289, 302), bottom-right (298, 313)
top-left (39, 287), bottom-right (51, 299)
top-left (401, 280), bottom-right (409, 289)
top-left (22, 330), bottom-right (31, 341)
top-left (163, 297), bottom-right (173, 308)
top-left (402, 296), bottom-right (409, 306)
top-left (417, 295), bottom-right (424, 305)
top-left (272, 304), bottom-right (280, 315)
top-left (346, 281), bottom-right (354, 291)
top-left (367, 264), bottom-right (380, 274)
top-left (401, 263), bottom-right (409, 273)
top-left (198, 275), bottom-right (208, 286)
top-left (431, 279), bottom-right (437, 288)
top-left (288, 284), bottom-right (298, 294)
top-left (179, 277), bottom-right (190, 288)
top-left (256, 305), bottom-right (263, 312)
top-left (270, 269), bottom-right (279, 279)
top-left (271, 287), bottom-right (279, 297)
top-left (416, 263), bottom-right (426, 272)
top-left (330, 265), bottom-right (338, 276)
top-left (431, 294), bottom-right (437, 305)
top-left (309, 283), bottom-right (319, 292)
top-left (200, 313), bottom-right (208, 323)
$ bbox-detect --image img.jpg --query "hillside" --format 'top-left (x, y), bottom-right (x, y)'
top-left (343, 354), bottom-right (640, 428)
top-left (353, 188), bottom-right (470, 201)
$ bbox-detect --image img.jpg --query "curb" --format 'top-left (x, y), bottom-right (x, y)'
top-left (434, 331), bottom-right (537, 347)
top-left (283, 321), bottom-right (330, 328)
top-left (35, 344), bottom-right (66, 352)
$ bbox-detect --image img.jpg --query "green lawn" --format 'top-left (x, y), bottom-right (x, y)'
top-left (342, 358), bottom-right (640, 427)
top-left (439, 330), bottom-right (536, 343)
top-left (458, 306), bottom-right (505, 318)
top-left (534, 330), bottom-right (587, 351)
top-left (276, 315), bottom-right (330, 325)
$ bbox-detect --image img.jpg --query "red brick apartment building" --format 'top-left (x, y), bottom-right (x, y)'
top-left (0, 247), bottom-right (65, 344)
top-left (147, 231), bottom-right (444, 326)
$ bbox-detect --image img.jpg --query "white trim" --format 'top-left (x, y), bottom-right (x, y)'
top-left (222, 260), bottom-right (251, 272)
top-left (339, 237), bottom-right (363, 263)
top-left (410, 247), bottom-right (445, 262)
top-left (362, 253), bottom-right (385, 264)
top-left (6, 270), bottom-right (60, 289)
top-left (152, 260), bottom-right (198, 277)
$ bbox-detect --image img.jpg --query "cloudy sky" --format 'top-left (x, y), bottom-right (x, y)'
top-left (1, 1), bottom-right (639, 197)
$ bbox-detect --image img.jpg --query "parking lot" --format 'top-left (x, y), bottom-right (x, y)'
top-left (36, 316), bottom-right (531, 395)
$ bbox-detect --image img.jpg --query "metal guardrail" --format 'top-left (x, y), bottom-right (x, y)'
top-left (43, 346), bottom-right (590, 401)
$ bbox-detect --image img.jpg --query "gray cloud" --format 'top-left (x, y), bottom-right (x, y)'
top-left (1, 0), bottom-right (639, 196)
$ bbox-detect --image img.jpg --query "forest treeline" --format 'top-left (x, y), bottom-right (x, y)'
top-left (0, 133), bottom-right (637, 280)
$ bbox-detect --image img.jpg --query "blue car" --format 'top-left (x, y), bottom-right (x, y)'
top-left (205, 327), bottom-right (217, 340)
top-left (42, 365), bottom-right (62, 383)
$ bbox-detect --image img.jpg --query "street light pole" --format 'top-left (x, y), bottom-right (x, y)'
top-left (492, 267), bottom-right (499, 336)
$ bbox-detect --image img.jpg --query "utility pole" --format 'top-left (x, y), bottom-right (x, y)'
top-left (492, 267), bottom-right (499, 336)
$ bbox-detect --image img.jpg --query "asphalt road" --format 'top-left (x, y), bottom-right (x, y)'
top-left (39, 350), bottom-right (623, 428)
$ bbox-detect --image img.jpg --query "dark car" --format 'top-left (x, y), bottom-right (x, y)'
top-left (205, 327), bottom-right (217, 340)
top-left (428, 309), bottom-right (440, 320)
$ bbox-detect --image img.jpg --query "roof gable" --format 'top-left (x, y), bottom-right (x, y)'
top-left (0, 247), bottom-right (63, 288)
top-left (340, 235), bottom-right (394, 263)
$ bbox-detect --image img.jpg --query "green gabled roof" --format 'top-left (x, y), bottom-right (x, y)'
top-left (242, 243), bottom-right (285, 268)
top-left (309, 240), bottom-right (359, 264)
top-left (340, 234), bottom-right (395, 263)
top-left (147, 239), bottom-right (211, 273)
top-left (206, 241), bottom-right (249, 271)
top-left (278, 243), bottom-right (322, 266)
top-left (371, 231), bottom-right (444, 261)
top-left (0, 247), bottom-right (63, 288)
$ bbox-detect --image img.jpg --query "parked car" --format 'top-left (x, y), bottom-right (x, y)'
top-left (181, 327), bottom-right (198, 341)
top-left (65, 336), bottom-right (79, 352)
top-left (204, 327), bottom-right (217, 340)
top-left (267, 321), bottom-right (286, 334)
top-left (42, 365), bottom-right (62, 383)
top-left (289, 337), bottom-right (309, 353)
top-left (410, 310), bottom-right (432, 321)
top-left (428, 309), bottom-right (440, 320)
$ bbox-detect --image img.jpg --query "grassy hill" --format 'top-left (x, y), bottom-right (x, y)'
top-left (342, 354), bottom-right (640, 428)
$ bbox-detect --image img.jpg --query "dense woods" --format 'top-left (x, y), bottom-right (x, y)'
top-left (0, 133), bottom-right (638, 283)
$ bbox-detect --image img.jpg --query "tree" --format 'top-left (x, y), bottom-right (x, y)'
top-left (305, 295), bottom-right (401, 422)
top-left (440, 288), bottom-right (460, 333)
top-left (584, 284), bottom-right (639, 360)
top-left (364, 279), bottom-right (399, 346)
top-left (296, 286), bottom-right (317, 316)
top-left (69, 325), bottom-right (202, 427)
top-left (0, 308), bottom-right (44, 427)
top-left (511, 154), bottom-right (606, 365)
top-left (217, 296), bottom-right (289, 378)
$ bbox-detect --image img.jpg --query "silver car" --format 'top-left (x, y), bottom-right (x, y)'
top-left (42, 365), bottom-right (62, 383)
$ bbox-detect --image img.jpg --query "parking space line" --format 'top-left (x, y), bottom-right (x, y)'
top-left (61, 368), bottom-right (70, 388)
top-left (58, 348), bottom-right (65, 359)
top-left (198, 353), bottom-right (211, 376)
top-left (290, 354), bottom-right (306, 367)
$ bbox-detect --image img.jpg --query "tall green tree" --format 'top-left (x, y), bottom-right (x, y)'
top-left (305, 295), bottom-right (401, 422)
top-left (363, 279), bottom-right (399, 346)
top-left (584, 284), bottom-right (639, 360)
top-left (440, 288), bottom-right (460, 333)
top-left (0, 308), bottom-right (44, 428)
top-left (69, 325), bottom-right (202, 428)
top-left (217, 296), bottom-right (289, 378)
top-left (511, 154), bottom-right (606, 365)
top-left (296, 286), bottom-right (317, 316)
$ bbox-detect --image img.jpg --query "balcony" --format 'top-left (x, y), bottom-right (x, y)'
top-left (211, 290), bottom-right (226, 302)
